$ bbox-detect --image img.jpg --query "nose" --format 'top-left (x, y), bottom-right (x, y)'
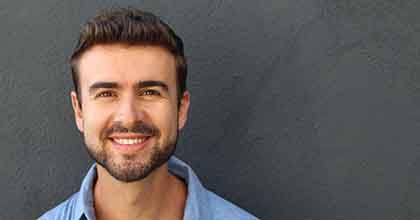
top-left (115, 95), bottom-right (145, 127)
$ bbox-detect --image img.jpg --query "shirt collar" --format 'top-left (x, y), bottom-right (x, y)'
top-left (74, 164), bottom-right (97, 220)
top-left (168, 156), bottom-right (211, 219)
top-left (73, 156), bottom-right (211, 220)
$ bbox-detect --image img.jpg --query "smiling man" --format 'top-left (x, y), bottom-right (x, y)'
top-left (38, 7), bottom-right (258, 220)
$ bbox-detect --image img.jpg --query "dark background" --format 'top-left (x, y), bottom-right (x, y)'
top-left (1, 0), bottom-right (420, 219)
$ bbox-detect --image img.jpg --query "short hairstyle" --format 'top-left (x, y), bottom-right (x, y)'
top-left (70, 7), bottom-right (187, 105)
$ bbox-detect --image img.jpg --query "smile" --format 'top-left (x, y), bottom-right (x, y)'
top-left (108, 134), bottom-right (152, 153)
top-left (113, 138), bottom-right (147, 145)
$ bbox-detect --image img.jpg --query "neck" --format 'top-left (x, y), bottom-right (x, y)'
top-left (93, 163), bottom-right (187, 220)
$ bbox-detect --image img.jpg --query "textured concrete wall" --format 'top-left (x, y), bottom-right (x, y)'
top-left (1, 0), bottom-right (420, 219)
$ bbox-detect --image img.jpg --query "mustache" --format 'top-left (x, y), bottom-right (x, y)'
top-left (103, 121), bottom-right (159, 137)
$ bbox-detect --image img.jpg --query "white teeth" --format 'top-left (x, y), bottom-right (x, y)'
top-left (114, 138), bottom-right (145, 145)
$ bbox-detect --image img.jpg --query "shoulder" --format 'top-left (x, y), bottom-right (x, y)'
top-left (205, 190), bottom-right (259, 220)
top-left (37, 192), bottom-right (80, 220)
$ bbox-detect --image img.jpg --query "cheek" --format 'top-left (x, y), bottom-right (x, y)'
top-left (82, 105), bottom-right (112, 137)
top-left (146, 103), bottom-right (178, 133)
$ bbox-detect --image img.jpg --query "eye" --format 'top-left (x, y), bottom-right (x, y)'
top-left (141, 89), bottom-right (161, 96)
top-left (95, 91), bottom-right (115, 98)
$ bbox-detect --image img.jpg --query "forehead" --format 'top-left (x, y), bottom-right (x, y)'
top-left (77, 44), bottom-right (177, 88)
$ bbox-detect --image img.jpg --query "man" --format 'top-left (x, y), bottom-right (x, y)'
top-left (39, 7), bottom-right (258, 220)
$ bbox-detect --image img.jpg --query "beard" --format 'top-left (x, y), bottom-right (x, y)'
top-left (84, 121), bottom-right (178, 182)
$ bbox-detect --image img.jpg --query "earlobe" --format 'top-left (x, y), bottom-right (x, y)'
top-left (178, 91), bottom-right (190, 130)
top-left (70, 91), bottom-right (84, 132)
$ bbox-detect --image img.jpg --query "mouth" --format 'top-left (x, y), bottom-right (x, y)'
top-left (108, 134), bottom-right (152, 153)
top-left (112, 137), bottom-right (148, 145)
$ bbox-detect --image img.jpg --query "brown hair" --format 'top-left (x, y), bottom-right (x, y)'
top-left (70, 7), bottom-right (187, 105)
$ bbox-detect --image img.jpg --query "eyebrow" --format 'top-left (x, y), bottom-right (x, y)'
top-left (89, 82), bottom-right (120, 95)
top-left (88, 80), bottom-right (169, 95)
top-left (136, 80), bottom-right (169, 92)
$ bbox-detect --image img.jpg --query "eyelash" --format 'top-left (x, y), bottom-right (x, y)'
top-left (96, 91), bottom-right (115, 98)
top-left (141, 89), bottom-right (161, 96)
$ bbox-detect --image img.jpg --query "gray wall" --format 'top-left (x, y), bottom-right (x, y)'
top-left (1, 0), bottom-right (420, 219)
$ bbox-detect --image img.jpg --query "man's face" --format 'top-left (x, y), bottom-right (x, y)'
top-left (70, 44), bottom-right (189, 182)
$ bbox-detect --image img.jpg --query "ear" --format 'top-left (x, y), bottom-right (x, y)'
top-left (178, 91), bottom-right (190, 130)
top-left (70, 91), bottom-right (84, 132)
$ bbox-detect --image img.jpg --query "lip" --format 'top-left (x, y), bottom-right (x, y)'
top-left (108, 134), bottom-right (152, 153)
top-left (108, 133), bottom-right (151, 139)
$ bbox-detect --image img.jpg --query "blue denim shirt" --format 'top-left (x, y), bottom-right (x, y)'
top-left (38, 156), bottom-right (258, 220)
